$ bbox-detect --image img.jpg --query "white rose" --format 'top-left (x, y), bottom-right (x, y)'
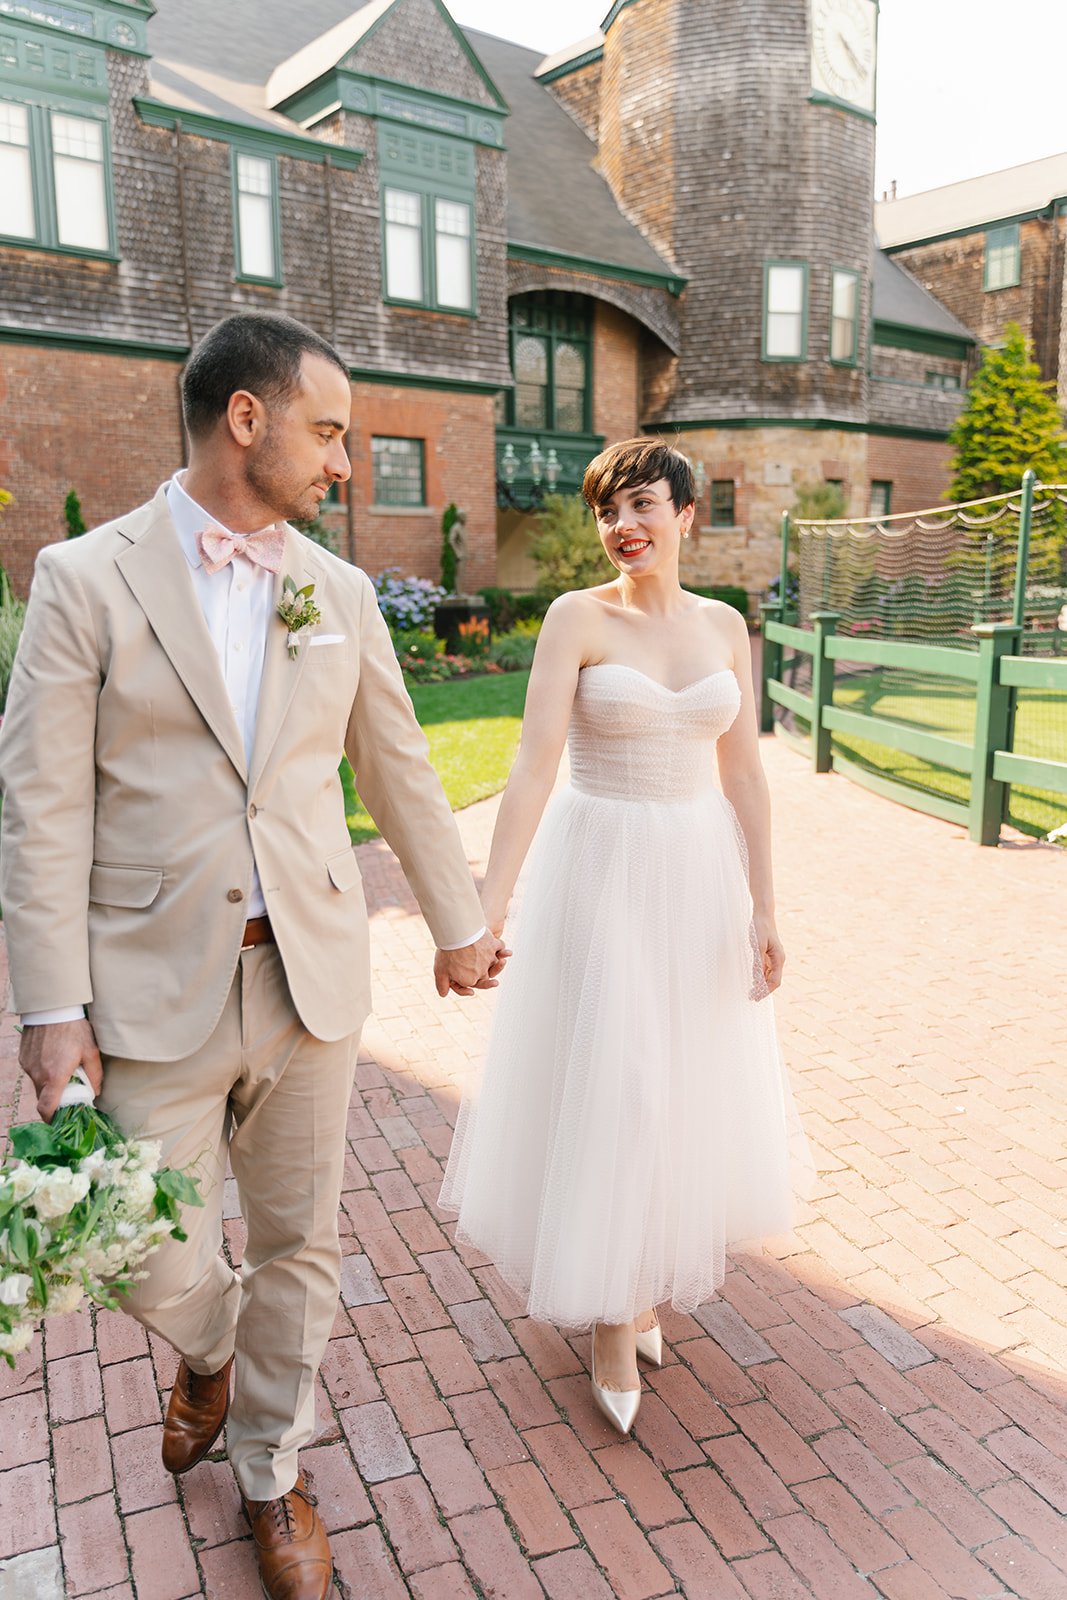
top-left (79, 1149), bottom-right (110, 1183)
top-left (48, 1280), bottom-right (85, 1315)
top-left (0, 1323), bottom-right (34, 1356)
top-left (126, 1140), bottom-right (163, 1172)
top-left (33, 1168), bottom-right (91, 1221)
top-left (9, 1163), bottom-right (40, 1202)
top-left (0, 1273), bottom-right (33, 1307)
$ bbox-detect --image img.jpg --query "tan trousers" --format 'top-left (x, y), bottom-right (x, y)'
top-left (98, 943), bottom-right (358, 1501)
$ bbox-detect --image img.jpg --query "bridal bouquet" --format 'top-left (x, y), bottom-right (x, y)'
top-left (0, 1072), bottom-right (202, 1364)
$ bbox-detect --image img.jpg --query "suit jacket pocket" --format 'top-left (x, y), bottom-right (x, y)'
top-left (89, 863), bottom-right (164, 908)
top-left (326, 847), bottom-right (361, 893)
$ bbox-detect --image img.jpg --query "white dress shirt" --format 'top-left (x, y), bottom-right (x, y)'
top-left (24, 475), bottom-right (481, 1026)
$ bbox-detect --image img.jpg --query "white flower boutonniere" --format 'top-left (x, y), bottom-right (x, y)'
top-left (277, 575), bottom-right (321, 659)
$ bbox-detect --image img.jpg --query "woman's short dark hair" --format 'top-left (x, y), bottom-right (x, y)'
top-left (181, 312), bottom-right (348, 438)
top-left (582, 437), bottom-right (695, 513)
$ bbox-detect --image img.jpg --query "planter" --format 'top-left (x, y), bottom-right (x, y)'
top-left (433, 600), bottom-right (491, 655)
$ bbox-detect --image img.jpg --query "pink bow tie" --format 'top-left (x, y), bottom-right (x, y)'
top-left (196, 525), bottom-right (286, 576)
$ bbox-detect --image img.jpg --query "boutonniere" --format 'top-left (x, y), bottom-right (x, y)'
top-left (277, 575), bottom-right (321, 659)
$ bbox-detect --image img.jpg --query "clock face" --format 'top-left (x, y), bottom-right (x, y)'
top-left (811, 0), bottom-right (877, 113)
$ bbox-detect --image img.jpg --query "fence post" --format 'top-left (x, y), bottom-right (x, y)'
top-left (759, 600), bottom-right (782, 733)
top-left (1012, 469), bottom-right (1036, 629)
top-left (809, 610), bottom-right (840, 774)
top-left (969, 621), bottom-right (1021, 845)
top-left (778, 511), bottom-right (792, 620)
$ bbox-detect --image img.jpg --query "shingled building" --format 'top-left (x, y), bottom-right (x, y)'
top-left (0, 0), bottom-right (990, 599)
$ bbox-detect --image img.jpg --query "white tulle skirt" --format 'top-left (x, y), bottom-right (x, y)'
top-left (439, 783), bottom-right (810, 1330)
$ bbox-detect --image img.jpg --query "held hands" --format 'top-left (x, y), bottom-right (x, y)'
top-left (434, 928), bottom-right (512, 998)
top-left (19, 1018), bottom-right (103, 1122)
top-left (754, 915), bottom-right (785, 995)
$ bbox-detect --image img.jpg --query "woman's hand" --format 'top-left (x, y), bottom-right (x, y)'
top-left (754, 915), bottom-right (785, 994)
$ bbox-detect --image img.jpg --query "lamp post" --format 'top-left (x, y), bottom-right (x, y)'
top-left (497, 439), bottom-right (562, 510)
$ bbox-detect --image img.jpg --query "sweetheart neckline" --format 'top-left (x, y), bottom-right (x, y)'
top-left (581, 663), bottom-right (738, 696)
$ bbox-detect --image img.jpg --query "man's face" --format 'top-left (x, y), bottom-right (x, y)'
top-left (246, 352), bottom-right (352, 524)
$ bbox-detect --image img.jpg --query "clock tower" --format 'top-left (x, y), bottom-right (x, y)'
top-left (594, 0), bottom-right (878, 584)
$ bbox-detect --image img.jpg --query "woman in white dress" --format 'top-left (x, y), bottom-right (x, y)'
top-left (440, 439), bottom-right (807, 1433)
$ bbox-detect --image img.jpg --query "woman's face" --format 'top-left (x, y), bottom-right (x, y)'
top-left (593, 478), bottom-right (694, 579)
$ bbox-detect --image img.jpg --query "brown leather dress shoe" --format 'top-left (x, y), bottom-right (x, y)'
top-left (161, 1354), bottom-right (234, 1474)
top-left (243, 1475), bottom-right (332, 1600)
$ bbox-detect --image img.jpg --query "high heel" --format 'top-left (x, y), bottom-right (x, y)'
top-left (590, 1323), bottom-right (641, 1435)
top-left (635, 1314), bottom-right (663, 1369)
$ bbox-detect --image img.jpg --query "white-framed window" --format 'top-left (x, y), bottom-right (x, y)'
top-left (984, 224), bottom-right (1020, 292)
top-left (830, 267), bottom-right (860, 364)
top-left (384, 186), bottom-right (423, 302)
top-left (0, 96), bottom-right (112, 255)
top-left (762, 261), bottom-right (808, 361)
top-left (234, 151), bottom-right (279, 282)
top-left (434, 198), bottom-right (472, 311)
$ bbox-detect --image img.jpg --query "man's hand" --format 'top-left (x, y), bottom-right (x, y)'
top-left (434, 930), bottom-right (512, 997)
top-left (19, 1019), bottom-right (103, 1122)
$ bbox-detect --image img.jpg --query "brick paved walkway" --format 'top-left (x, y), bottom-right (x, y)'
top-left (2, 735), bottom-right (1065, 1599)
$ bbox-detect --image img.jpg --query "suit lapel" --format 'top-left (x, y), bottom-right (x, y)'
top-left (115, 488), bottom-right (249, 782)
top-left (249, 529), bottom-right (329, 792)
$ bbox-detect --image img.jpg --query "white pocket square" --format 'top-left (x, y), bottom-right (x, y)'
top-left (310, 634), bottom-right (346, 646)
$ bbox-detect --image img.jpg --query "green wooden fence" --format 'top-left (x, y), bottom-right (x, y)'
top-left (760, 472), bottom-right (1067, 845)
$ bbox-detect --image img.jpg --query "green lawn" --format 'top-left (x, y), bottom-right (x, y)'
top-left (825, 666), bottom-right (1066, 837)
top-left (341, 671), bottom-right (530, 844)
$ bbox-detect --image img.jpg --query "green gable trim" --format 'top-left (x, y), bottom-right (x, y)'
top-left (349, 365), bottom-right (509, 396)
top-left (535, 46), bottom-right (604, 85)
top-left (651, 415), bottom-right (951, 442)
top-left (337, 0), bottom-right (506, 112)
top-left (872, 319), bottom-right (972, 361)
top-left (0, 0), bottom-right (151, 56)
top-left (508, 242), bottom-right (685, 297)
top-left (134, 97), bottom-right (364, 169)
top-left (283, 70), bottom-right (506, 149)
top-left (807, 91), bottom-right (877, 125)
top-left (0, 15), bottom-right (109, 97)
top-left (600, 0), bottom-right (637, 33)
top-left (881, 201), bottom-right (1064, 255)
top-left (0, 322), bottom-right (188, 358)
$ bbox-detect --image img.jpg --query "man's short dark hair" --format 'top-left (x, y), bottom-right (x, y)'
top-left (582, 437), bottom-right (695, 513)
top-left (181, 312), bottom-right (348, 438)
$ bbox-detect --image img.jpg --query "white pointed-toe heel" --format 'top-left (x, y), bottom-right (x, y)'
top-left (591, 1323), bottom-right (641, 1435)
top-left (635, 1314), bottom-right (663, 1369)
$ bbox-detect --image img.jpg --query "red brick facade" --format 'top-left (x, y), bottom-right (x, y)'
top-left (591, 301), bottom-right (642, 444)
top-left (867, 433), bottom-right (955, 517)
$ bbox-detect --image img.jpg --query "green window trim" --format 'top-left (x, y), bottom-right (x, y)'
top-left (231, 145), bottom-right (283, 287)
top-left (924, 369), bottom-right (961, 390)
top-left (371, 436), bottom-right (426, 507)
top-left (378, 124), bottom-right (477, 316)
top-left (0, 93), bottom-right (116, 258)
top-left (380, 186), bottom-right (475, 315)
top-left (830, 265), bottom-right (861, 367)
top-left (762, 259), bottom-right (809, 363)
top-left (504, 291), bottom-right (593, 435)
top-left (869, 479), bottom-right (892, 518)
top-left (983, 223), bottom-right (1020, 292)
top-left (709, 479), bottom-right (736, 528)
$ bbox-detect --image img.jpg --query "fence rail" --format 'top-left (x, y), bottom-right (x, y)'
top-left (761, 472), bottom-right (1067, 845)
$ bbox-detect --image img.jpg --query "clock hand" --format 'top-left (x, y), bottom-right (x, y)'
top-left (839, 33), bottom-right (864, 74)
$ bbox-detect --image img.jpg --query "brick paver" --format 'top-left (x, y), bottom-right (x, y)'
top-left (2, 711), bottom-right (1065, 1597)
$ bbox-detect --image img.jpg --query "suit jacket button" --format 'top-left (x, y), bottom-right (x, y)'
top-left (248, 804), bottom-right (257, 819)
top-left (227, 888), bottom-right (244, 903)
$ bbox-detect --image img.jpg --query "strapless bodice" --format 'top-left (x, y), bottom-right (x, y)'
top-left (567, 664), bottom-right (741, 802)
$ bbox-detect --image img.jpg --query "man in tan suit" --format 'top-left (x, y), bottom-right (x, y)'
top-left (0, 312), bottom-right (504, 1600)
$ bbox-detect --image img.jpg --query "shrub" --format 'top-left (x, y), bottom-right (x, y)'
top-left (440, 503), bottom-right (459, 593)
top-left (455, 616), bottom-right (490, 661)
top-left (477, 587), bottom-right (549, 632)
top-left (294, 512), bottom-right (342, 555)
top-left (372, 569), bottom-right (447, 632)
top-left (64, 488), bottom-right (86, 539)
top-left (529, 494), bottom-right (613, 599)
top-left (0, 568), bottom-right (26, 713)
top-left (489, 629), bottom-right (538, 671)
top-left (684, 585), bottom-right (749, 618)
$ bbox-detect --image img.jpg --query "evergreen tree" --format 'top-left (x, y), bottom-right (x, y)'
top-left (440, 503), bottom-right (459, 593)
top-left (64, 488), bottom-right (87, 539)
top-left (948, 323), bottom-right (1067, 592)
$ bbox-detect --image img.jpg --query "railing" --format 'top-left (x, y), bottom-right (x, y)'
top-left (760, 471), bottom-right (1067, 845)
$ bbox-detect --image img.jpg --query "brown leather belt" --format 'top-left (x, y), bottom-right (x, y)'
top-left (241, 916), bottom-right (275, 951)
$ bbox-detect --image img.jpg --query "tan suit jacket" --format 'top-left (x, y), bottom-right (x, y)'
top-left (0, 485), bottom-right (484, 1060)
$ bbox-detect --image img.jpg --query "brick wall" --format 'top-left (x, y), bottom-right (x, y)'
top-left (890, 215), bottom-right (1062, 382)
top-left (867, 434), bottom-right (954, 518)
top-left (0, 342), bottom-right (185, 593)
top-left (347, 383), bottom-right (497, 591)
top-left (544, 60), bottom-right (602, 142)
top-left (592, 300), bottom-right (641, 442)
